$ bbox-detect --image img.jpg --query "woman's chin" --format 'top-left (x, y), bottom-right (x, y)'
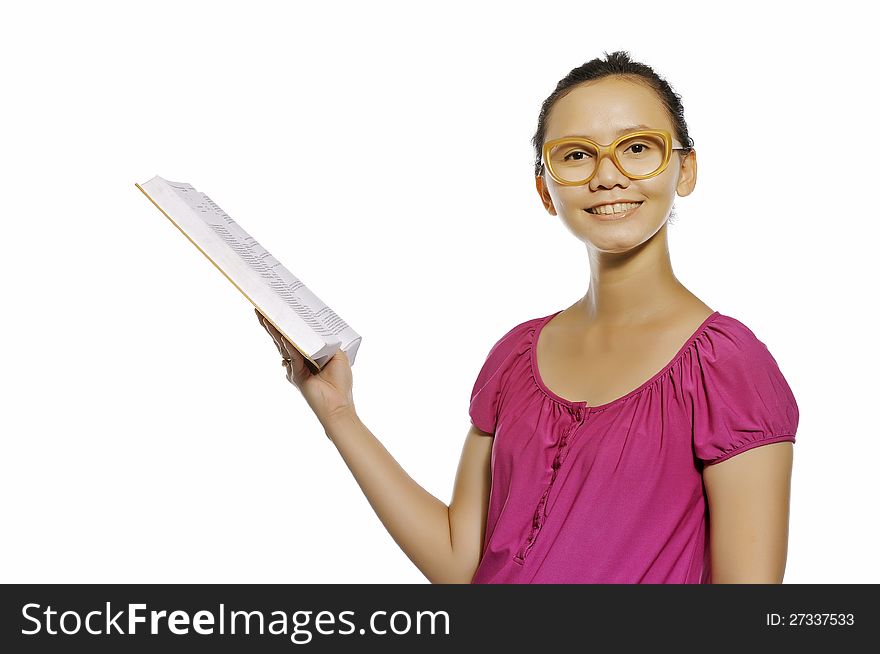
top-left (581, 220), bottom-right (667, 253)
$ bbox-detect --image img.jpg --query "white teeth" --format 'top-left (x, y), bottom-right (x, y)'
top-left (588, 201), bottom-right (642, 215)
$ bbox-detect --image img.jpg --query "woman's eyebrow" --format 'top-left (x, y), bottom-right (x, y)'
top-left (566, 123), bottom-right (653, 140)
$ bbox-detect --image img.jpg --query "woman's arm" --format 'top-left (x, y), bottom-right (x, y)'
top-left (254, 309), bottom-right (492, 583)
top-left (324, 411), bottom-right (493, 584)
top-left (702, 441), bottom-right (794, 583)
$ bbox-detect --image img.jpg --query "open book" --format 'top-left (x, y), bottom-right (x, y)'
top-left (135, 175), bottom-right (361, 374)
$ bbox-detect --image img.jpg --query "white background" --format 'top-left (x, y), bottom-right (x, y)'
top-left (1, 0), bottom-right (876, 584)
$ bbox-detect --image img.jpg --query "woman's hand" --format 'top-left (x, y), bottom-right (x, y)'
top-left (254, 307), bottom-right (355, 427)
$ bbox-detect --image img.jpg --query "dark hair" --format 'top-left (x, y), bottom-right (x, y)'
top-left (531, 50), bottom-right (695, 180)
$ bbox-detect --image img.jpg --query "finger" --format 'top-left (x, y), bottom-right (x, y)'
top-left (257, 317), bottom-right (289, 361)
top-left (271, 333), bottom-right (307, 379)
top-left (283, 358), bottom-right (299, 384)
top-left (260, 315), bottom-right (282, 344)
top-left (281, 346), bottom-right (306, 383)
top-left (256, 314), bottom-right (307, 377)
top-left (256, 315), bottom-right (283, 352)
top-left (278, 335), bottom-right (298, 364)
top-left (270, 335), bottom-right (285, 357)
top-left (262, 318), bottom-right (298, 363)
top-left (255, 307), bottom-right (271, 324)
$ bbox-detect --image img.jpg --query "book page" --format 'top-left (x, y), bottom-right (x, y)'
top-left (167, 182), bottom-right (359, 348)
top-left (137, 176), bottom-right (361, 369)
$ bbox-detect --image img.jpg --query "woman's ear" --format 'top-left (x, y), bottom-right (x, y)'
top-left (675, 149), bottom-right (697, 198)
top-left (535, 175), bottom-right (557, 215)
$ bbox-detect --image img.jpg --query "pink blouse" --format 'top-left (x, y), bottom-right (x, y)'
top-left (468, 310), bottom-right (799, 584)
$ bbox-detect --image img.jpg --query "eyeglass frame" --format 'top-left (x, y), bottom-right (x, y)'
top-left (539, 128), bottom-right (690, 186)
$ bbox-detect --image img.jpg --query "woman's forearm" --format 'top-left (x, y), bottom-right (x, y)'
top-left (320, 409), bottom-right (469, 584)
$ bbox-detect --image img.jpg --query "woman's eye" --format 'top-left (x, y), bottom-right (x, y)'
top-left (564, 150), bottom-right (591, 161)
top-left (626, 143), bottom-right (650, 154)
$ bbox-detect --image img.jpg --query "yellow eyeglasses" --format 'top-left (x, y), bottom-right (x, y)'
top-left (540, 129), bottom-right (688, 186)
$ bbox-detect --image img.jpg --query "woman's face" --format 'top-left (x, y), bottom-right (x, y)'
top-left (536, 77), bottom-right (697, 254)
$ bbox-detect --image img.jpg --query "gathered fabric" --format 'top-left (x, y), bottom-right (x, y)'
top-left (468, 310), bottom-right (799, 584)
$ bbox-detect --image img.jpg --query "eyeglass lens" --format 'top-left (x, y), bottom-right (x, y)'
top-left (547, 133), bottom-right (668, 183)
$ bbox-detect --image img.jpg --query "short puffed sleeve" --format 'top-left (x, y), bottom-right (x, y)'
top-left (468, 319), bottom-right (536, 434)
top-left (690, 317), bottom-right (800, 465)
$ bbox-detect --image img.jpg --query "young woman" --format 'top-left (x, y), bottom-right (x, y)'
top-left (255, 51), bottom-right (799, 584)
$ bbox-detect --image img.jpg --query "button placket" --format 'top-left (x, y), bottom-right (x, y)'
top-left (514, 404), bottom-right (588, 564)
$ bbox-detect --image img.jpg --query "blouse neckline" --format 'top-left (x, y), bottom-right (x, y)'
top-left (529, 309), bottom-right (722, 412)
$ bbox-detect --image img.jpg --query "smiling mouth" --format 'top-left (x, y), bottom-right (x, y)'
top-left (585, 201), bottom-right (644, 216)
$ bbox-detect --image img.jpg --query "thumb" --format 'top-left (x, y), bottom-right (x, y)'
top-left (333, 348), bottom-right (352, 366)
